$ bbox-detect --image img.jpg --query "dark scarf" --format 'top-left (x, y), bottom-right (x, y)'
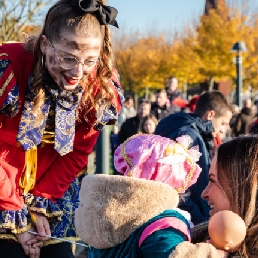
top-left (16, 72), bottom-right (84, 156)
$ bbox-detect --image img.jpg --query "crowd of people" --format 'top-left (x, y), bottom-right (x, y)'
top-left (1, 0), bottom-right (258, 258)
top-left (108, 76), bottom-right (258, 257)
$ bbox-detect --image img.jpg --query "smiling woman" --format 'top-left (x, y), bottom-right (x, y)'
top-left (201, 154), bottom-right (230, 217)
top-left (0, 0), bottom-right (123, 258)
top-left (42, 35), bottom-right (101, 90)
top-left (191, 135), bottom-right (258, 257)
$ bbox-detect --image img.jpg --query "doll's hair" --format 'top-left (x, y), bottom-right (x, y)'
top-left (25, 0), bottom-right (114, 123)
top-left (216, 135), bottom-right (258, 257)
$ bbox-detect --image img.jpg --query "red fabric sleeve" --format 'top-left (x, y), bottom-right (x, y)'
top-left (31, 123), bottom-right (100, 201)
top-left (0, 159), bottom-right (24, 210)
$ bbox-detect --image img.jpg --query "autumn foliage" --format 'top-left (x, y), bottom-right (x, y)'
top-left (113, 2), bottom-right (258, 93)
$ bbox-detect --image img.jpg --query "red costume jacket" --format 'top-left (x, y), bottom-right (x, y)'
top-left (0, 43), bottom-right (122, 216)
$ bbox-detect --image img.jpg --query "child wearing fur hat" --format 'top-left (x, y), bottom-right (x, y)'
top-left (75, 134), bottom-right (227, 258)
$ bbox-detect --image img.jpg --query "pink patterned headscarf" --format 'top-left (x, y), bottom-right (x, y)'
top-left (114, 134), bottom-right (202, 193)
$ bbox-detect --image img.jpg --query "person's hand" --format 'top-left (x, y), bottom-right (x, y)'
top-left (27, 242), bottom-right (41, 258)
top-left (30, 211), bottom-right (51, 242)
top-left (25, 212), bottom-right (51, 257)
top-left (16, 227), bottom-right (41, 258)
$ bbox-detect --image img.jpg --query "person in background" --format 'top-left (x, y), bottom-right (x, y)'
top-left (110, 125), bottom-right (119, 155)
top-left (0, 0), bottom-right (122, 257)
top-left (149, 93), bottom-right (157, 106)
top-left (118, 95), bottom-right (136, 127)
top-left (151, 89), bottom-right (170, 121)
top-left (110, 124), bottom-right (119, 174)
top-left (155, 91), bottom-right (232, 224)
top-left (229, 104), bottom-right (240, 137)
top-left (166, 76), bottom-right (186, 113)
top-left (117, 100), bottom-right (151, 146)
top-left (141, 114), bottom-right (158, 134)
top-left (234, 98), bottom-right (255, 136)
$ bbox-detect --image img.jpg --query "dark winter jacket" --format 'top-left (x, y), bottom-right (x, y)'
top-left (117, 115), bottom-right (143, 146)
top-left (155, 113), bottom-right (214, 224)
top-left (234, 107), bottom-right (254, 136)
top-left (151, 103), bottom-right (170, 121)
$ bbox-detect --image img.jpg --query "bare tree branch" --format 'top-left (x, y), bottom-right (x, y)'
top-left (0, 0), bottom-right (50, 42)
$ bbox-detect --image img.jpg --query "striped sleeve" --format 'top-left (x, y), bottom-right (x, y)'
top-left (0, 53), bottom-right (19, 117)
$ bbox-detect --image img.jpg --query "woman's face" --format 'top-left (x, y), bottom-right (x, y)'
top-left (201, 154), bottom-right (230, 216)
top-left (40, 31), bottom-right (101, 90)
top-left (143, 119), bottom-right (156, 134)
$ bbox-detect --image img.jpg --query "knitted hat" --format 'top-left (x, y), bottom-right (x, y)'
top-left (114, 134), bottom-right (202, 193)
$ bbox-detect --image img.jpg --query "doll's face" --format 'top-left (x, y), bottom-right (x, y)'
top-left (201, 154), bottom-right (230, 216)
top-left (208, 210), bottom-right (246, 252)
top-left (40, 31), bottom-right (101, 90)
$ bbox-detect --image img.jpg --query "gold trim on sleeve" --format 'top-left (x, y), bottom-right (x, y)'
top-left (0, 71), bottom-right (14, 97)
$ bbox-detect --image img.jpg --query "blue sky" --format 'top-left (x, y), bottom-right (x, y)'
top-left (108, 0), bottom-right (206, 33)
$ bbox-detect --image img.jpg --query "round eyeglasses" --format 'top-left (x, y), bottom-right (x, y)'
top-left (47, 39), bottom-right (100, 70)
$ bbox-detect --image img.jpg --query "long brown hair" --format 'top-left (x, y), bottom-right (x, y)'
top-left (193, 135), bottom-right (258, 257)
top-left (216, 135), bottom-right (258, 257)
top-left (25, 0), bottom-right (114, 122)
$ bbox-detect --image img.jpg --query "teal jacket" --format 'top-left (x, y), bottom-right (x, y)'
top-left (88, 209), bottom-right (191, 258)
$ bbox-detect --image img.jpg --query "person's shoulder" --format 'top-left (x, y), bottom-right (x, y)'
top-left (124, 115), bottom-right (137, 123)
top-left (0, 43), bottom-right (33, 63)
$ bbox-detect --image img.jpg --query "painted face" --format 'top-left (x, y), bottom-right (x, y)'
top-left (212, 110), bottom-right (232, 138)
top-left (201, 154), bottom-right (230, 216)
top-left (143, 119), bottom-right (156, 134)
top-left (40, 31), bottom-right (101, 90)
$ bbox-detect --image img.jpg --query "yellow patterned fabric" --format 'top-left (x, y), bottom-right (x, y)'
top-left (19, 146), bottom-right (37, 195)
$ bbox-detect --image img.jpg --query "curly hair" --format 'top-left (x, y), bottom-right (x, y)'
top-left (24, 0), bottom-right (114, 124)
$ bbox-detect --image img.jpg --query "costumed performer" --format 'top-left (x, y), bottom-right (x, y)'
top-left (0, 0), bottom-right (123, 257)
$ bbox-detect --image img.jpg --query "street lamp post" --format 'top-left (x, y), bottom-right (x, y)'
top-left (230, 41), bottom-right (247, 108)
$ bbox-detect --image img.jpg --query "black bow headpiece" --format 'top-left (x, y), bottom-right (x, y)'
top-left (71, 0), bottom-right (119, 28)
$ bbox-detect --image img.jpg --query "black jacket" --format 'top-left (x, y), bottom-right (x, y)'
top-left (234, 107), bottom-right (254, 136)
top-left (151, 103), bottom-right (170, 121)
top-left (117, 115), bottom-right (142, 146)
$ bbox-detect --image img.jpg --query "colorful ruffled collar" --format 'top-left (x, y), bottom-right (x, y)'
top-left (16, 72), bottom-right (83, 156)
